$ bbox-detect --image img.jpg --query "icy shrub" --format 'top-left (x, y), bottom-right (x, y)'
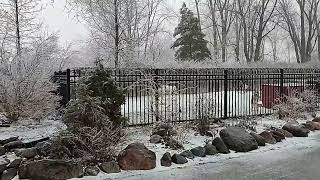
top-left (60, 84), bottom-right (124, 163)
top-left (0, 36), bottom-right (61, 122)
top-left (85, 64), bottom-right (126, 126)
top-left (275, 89), bottom-right (319, 120)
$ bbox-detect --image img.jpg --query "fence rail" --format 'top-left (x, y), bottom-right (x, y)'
top-left (53, 68), bottom-right (320, 126)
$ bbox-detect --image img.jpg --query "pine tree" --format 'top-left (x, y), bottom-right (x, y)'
top-left (172, 3), bottom-right (211, 61)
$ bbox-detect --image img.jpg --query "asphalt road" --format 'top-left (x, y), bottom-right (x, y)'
top-left (118, 132), bottom-right (320, 180)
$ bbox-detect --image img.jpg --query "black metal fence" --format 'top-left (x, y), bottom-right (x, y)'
top-left (54, 68), bottom-right (320, 126)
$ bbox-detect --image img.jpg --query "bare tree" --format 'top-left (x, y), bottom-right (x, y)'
top-left (235, 0), bottom-right (278, 63)
top-left (279, 0), bottom-right (320, 63)
top-left (215, 0), bottom-right (236, 62)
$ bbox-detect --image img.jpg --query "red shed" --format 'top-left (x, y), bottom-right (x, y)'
top-left (261, 83), bottom-right (304, 109)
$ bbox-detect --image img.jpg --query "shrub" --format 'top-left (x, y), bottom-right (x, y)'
top-left (61, 84), bottom-right (125, 163)
top-left (85, 64), bottom-right (126, 126)
top-left (275, 89), bottom-right (319, 120)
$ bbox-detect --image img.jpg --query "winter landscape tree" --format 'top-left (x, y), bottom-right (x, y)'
top-left (172, 3), bottom-right (211, 61)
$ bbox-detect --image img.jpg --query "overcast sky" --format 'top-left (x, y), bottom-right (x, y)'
top-left (41, 0), bottom-right (191, 44)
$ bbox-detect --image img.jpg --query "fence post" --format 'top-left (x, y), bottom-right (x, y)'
top-left (66, 69), bottom-right (71, 104)
top-left (154, 69), bottom-right (160, 122)
top-left (223, 69), bottom-right (228, 119)
top-left (280, 69), bottom-right (284, 99)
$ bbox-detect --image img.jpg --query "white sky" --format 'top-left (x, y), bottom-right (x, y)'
top-left (40, 0), bottom-right (190, 44)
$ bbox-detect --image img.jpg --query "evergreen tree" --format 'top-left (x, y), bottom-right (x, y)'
top-left (172, 3), bottom-right (211, 61)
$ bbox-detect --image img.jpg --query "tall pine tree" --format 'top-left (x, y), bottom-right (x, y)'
top-left (172, 3), bottom-right (211, 61)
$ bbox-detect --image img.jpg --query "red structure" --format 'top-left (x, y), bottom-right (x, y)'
top-left (261, 83), bottom-right (304, 109)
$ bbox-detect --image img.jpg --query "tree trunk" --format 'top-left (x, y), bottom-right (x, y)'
top-left (14, 0), bottom-right (21, 57)
top-left (208, 0), bottom-right (218, 61)
top-left (235, 18), bottom-right (240, 62)
top-left (195, 0), bottom-right (201, 28)
top-left (114, 0), bottom-right (120, 68)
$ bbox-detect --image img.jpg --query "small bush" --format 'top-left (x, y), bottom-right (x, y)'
top-left (275, 89), bottom-right (319, 120)
top-left (194, 96), bottom-right (215, 136)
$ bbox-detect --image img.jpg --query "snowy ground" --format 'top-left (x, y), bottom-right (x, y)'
top-left (75, 113), bottom-right (318, 180)
top-left (0, 112), bottom-right (318, 180)
top-left (122, 91), bottom-right (272, 125)
top-left (0, 115), bottom-right (66, 143)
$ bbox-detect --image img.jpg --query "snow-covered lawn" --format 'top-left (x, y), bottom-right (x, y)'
top-left (122, 91), bottom-right (272, 125)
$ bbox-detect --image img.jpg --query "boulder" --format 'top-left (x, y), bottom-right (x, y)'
top-left (152, 123), bottom-right (177, 137)
top-left (220, 127), bottom-right (258, 152)
top-left (272, 131), bottom-right (285, 142)
top-left (8, 158), bottom-right (22, 168)
top-left (15, 148), bottom-right (38, 159)
top-left (150, 135), bottom-right (162, 144)
top-left (171, 154), bottom-right (188, 164)
top-left (18, 159), bottom-right (83, 180)
top-left (306, 121), bottom-right (320, 130)
top-left (84, 166), bottom-right (100, 176)
top-left (0, 137), bottom-right (19, 146)
top-left (99, 161), bottom-right (120, 174)
top-left (302, 123), bottom-right (315, 131)
top-left (274, 128), bottom-right (293, 138)
top-left (0, 158), bottom-right (9, 173)
top-left (312, 117), bottom-right (320, 123)
top-left (180, 150), bottom-right (195, 159)
top-left (212, 137), bottom-right (230, 154)
top-left (118, 143), bottom-right (156, 170)
top-left (259, 131), bottom-right (277, 144)
top-left (4, 140), bottom-right (23, 150)
top-left (282, 123), bottom-right (310, 137)
top-left (160, 152), bottom-right (172, 167)
top-left (1, 168), bottom-right (18, 180)
top-left (190, 146), bottom-right (206, 157)
top-left (250, 133), bottom-right (266, 146)
top-left (0, 146), bottom-right (5, 156)
top-left (204, 144), bottom-right (218, 155)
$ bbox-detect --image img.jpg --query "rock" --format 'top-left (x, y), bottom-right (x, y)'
top-left (118, 143), bottom-right (156, 170)
top-left (204, 144), bottom-right (218, 155)
top-left (4, 140), bottom-right (23, 150)
top-left (0, 158), bottom-right (10, 173)
top-left (150, 135), bottom-right (162, 144)
top-left (152, 123), bottom-right (177, 137)
top-left (8, 158), bottom-right (22, 168)
top-left (282, 123), bottom-right (310, 137)
top-left (212, 137), bottom-right (230, 154)
top-left (302, 123), bottom-right (315, 131)
top-left (35, 141), bottom-right (52, 156)
top-left (15, 148), bottom-right (38, 159)
top-left (99, 161), bottom-right (120, 174)
top-left (306, 121), bottom-right (320, 130)
top-left (84, 166), bottom-right (100, 176)
top-left (160, 152), bottom-right (172, 167)
top-left (274, 128), bottom-right (294, 138)
top-left (220, 127), bottom-right (258, 152)
top-left (250, 133), bottom-right (266, 146)
top-left (312, 117), bottom-right (320, 123)
top-left (0, 146), bottom-right (6, 156)
top-left (24, 137), bottom-right (50, 149)
top-left (1, 168), bottom-right (18, 180)
top-left (180, 150), bottom-right (195, 159)
top-left (272, 131), bottom-right (285, 142)
top-left (0, 137), bottom-right (19, 146)
top-left (18, 159), bottom-right (83, 180)
top-left (190, 146), bottom-right (206, 157)
top-left (259, 131), bottom-right (277, 144)
top-left (171, 154), bottom-right (188, 164)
